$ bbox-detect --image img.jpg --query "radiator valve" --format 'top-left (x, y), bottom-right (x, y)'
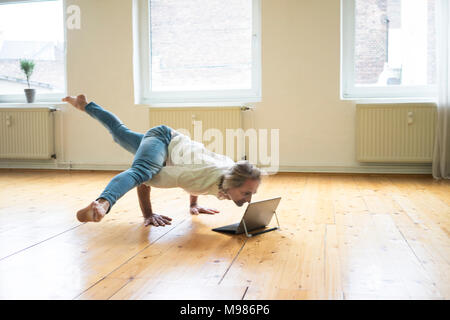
top-left (407, 111), bottom-right (413, 125)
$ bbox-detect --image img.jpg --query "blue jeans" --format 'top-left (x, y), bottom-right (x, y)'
top-left (85, 102), bottom-right (173, 213)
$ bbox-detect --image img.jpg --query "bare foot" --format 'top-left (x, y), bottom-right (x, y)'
top-left (62, 94), bottom-right (88, 112)
top-left (76, 199), bottom-right (110, 223)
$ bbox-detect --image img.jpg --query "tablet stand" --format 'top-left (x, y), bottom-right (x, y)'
top-left (242, 211), bottom-right (281, 238)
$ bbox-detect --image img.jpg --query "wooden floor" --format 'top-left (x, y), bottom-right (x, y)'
top-left (0, 170), bottom-right (449, 300)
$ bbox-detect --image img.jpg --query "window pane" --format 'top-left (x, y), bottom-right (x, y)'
top-left (0, 0), bottom-right (65, 95)
top-left (150, 0), bottom-right (253, 92)
top-left (354, 0), bottom-right (436, 87)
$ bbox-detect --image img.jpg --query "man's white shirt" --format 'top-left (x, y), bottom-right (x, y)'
top-left (143, 132), bottom-right (235, 198)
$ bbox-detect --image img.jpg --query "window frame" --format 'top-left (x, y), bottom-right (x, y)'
top-left (340, 0), bottom-right (438, 101)
top-left (133, 0), bottom-right (262, 107)
top-left (0, 0), bottom-right (67, 104)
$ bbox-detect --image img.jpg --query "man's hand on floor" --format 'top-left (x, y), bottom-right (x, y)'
top-left (190, 204), bottom-right (220, 215)
top-left (144, 213), bottom-right (172, 227)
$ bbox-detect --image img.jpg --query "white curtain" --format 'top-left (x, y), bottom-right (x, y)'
top-left (433, 0), bottom-right (450, 179)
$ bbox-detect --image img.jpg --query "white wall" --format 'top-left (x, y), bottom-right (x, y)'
top-left (58, 0), bottom-right (148, 168)
top-left (2, 0), bottom-right (431, 174)
top-left (254, 0), bottom-right (357, 169)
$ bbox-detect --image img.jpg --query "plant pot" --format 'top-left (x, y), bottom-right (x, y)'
top-left (24, 88), bottom-right (36, 103)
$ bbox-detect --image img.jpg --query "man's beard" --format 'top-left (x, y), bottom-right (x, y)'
top-left (234, 200), bottom-right (244, 207)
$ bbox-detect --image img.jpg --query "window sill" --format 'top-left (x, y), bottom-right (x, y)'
top-left (0, 94), bottom-right (66, 105)
top-left (342, 97), bottom-right (437, 104)
top-left (0, 102), bottom-right (62, 108)
top-left (136, 101), bottom-right (259, 108)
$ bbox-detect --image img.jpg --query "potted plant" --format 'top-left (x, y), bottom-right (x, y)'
top-left (20, 59), bottom-right (36, 103)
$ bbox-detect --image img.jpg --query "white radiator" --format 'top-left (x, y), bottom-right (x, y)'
top-left (0, 107), bottom-right (56, 160)
top-left (356, 104), bottom-right (436, 163)
top-left (149, 107), bottom-right (243, 161)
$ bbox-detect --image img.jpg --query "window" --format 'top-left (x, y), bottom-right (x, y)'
top-left (134, 0), bottom-right (261, 106)
top-left (341, 0), bottom-right (437, 100)
top-left (0, 0), bottom-right (66, 103)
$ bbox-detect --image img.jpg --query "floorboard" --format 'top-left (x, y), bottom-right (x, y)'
top-left (0, 170), bottom-right (448, 300)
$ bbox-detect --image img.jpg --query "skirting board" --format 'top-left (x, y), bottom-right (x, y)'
top-left (0, 160), bottom-right (432, 175)
top-left (276, 165), bottom-right (431, 175)
top-left (0, 161), bottom-right (130, 171)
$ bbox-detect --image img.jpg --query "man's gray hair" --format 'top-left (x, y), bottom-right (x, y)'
top-left (221, 160), bottom-right (262, 191)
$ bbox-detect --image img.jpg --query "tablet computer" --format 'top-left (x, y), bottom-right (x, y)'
top-left (212, 197), bottom-right (281, 237)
